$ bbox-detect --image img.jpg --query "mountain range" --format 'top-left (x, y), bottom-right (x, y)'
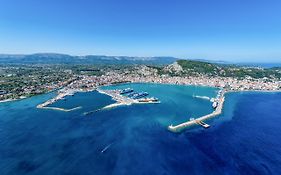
top-left (0, 53), bottom-right (178, 65)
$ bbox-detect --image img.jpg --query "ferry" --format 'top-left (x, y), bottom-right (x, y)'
top-left (120, 88), bottom-right (133, 94)
top-left (138, 97), bottom-right (158, 103)
top-left (128, 92), bottom-right (138, 97)
top-left (132, 92), bottom-right (149, 99)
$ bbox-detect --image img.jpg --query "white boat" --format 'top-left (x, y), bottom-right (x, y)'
top-left (212, 102), bottom-right (218, 108)
top-left (101, 143), bottom-right (113, 153)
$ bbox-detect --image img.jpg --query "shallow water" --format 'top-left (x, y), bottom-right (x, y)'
top-left (0, 83), bottom-right (281, 175)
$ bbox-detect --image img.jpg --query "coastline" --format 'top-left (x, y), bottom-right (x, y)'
top-left (0, 96), bottom-right (27, 104)
top-left (2, 81), bottom-right (281, 132)
top-left (0, 98), bottom-right (18, 103)
top-left (2, 82), bottom-right (280, 106)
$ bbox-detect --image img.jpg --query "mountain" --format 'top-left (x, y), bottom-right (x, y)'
top-left (0, 53), bottom-right (178, 65)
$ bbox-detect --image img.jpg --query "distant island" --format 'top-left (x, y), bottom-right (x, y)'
top-left (0, 54), bottom-right (281, 102)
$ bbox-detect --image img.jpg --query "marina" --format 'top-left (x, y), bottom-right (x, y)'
top-left (37, 87), bottom-right (160, 114)
top-left (36, 89), bottom-right (81, 112)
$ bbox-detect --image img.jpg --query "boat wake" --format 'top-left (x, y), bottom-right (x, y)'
top-left (100, 143), bottom-right (114, 154)
top-left (193, 95), bottom-right (210, 101)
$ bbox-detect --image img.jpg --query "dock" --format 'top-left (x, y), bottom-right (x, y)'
top-left (168, 90), bottom-right (225, 132)
top-left (96, 88), bottom-right (160, 111)
top-left (195, 120), bottom-right (210, 128)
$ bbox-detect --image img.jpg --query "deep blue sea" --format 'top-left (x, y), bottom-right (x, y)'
top-left (1, 83), bottom-right (281, 175)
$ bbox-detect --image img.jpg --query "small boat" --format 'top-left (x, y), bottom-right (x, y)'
top-left (101, 143), bottom-right (113, 153)
top-left (212, 102), bottom-right (218, 108)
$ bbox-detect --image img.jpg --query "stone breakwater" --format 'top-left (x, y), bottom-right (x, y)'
top-left (96, 89), bottom-right (160, 111)
top-left (168, 90), bottom-right (226, 132)
top-left (36, 89), bottom-right (82, 112)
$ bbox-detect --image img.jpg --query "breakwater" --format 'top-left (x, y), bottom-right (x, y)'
top-left (168, 90), bottom-right (225, 132)
top-left (95, 88), bottom-right (160, 111)
top-left (36, 89), bottom-right (82, 112)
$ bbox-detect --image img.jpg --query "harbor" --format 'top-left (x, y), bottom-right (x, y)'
top-left (168, 90), bottom-right (225, 132)
top-left (37, 86), bottom-right (160, 114)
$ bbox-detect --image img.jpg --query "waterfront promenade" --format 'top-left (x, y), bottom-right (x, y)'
top-left (168, 90), bottom-right (226, 132)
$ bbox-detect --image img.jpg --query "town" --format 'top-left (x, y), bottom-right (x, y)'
top-left (1, 60), bottom-right (281, 103)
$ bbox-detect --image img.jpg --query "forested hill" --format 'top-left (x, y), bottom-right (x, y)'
top-left (171, 60), bottom-right (281, 79)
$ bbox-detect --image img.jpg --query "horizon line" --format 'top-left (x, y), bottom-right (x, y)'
top-left (0, 52), bottom-right (281, 64)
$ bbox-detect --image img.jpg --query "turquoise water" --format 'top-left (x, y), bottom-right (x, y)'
top-left (1, 83), bottom-right (281, 174)
top-left (101, 83), bottom-right (218, 125)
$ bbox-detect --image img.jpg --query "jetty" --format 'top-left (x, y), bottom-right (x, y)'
top-left (168, 90), bottom-right (225, 132)
top-left (38, 106), bottom-right (82, 112)
top-left (37, 89), bottom-right (81, 112)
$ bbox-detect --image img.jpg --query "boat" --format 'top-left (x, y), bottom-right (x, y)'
top-left (120, 88), bottom-right (133, 94)
top-left (193, 95), bottom-right (210, 100)
top-left (128, 92), bottom-right (138, 97)
top-left (138, 97), bottom-right (158, 102)
top-left (212, 101), bottom-right (218, 108)
top-left (131, 92), bottom-right (149, 99)
top-left (195, 120), bottom-right (210, 128)
top-left (101, 143), bottom-right (113, 154)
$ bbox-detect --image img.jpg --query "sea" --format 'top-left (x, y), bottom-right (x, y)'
top-left (0, 83), bottom-right (281, 175)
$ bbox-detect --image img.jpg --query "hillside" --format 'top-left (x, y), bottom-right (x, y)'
top-left (166, 60), bottom-right (281, 79)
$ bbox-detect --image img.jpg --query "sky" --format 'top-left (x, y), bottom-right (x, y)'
top-left (0, 0), bottom-right (281, 62)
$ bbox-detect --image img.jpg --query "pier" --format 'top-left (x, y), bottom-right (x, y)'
top-left (37, 89), bottom-right (81, 112)
top-left (96, 88), bottom-right (160, 111)
top-left (39, 106), bottom-right (82, 112)
top-left (168, 90), bottom-right (225, 132)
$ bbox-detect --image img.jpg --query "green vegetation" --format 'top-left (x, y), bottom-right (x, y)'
top-left (0, 64), bottom-right (77, 100)
top-left (1, 60), bottom-right (280, 101)
top-left (176, 60), bottom-right (281, 79)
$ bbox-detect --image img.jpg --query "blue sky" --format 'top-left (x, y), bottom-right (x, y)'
top-left (0, 0), bottom-right (281, 62)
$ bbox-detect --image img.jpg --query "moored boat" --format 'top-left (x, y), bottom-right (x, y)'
top-left (138, 97), bottom-right (158, 102)
top-left (120, 88), bottom-right (133, 94)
